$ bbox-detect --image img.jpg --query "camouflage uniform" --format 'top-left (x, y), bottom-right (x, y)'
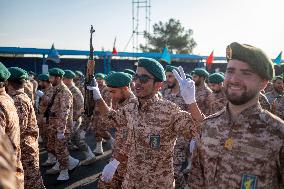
top-left (265, 90), bottom-right (283, 104)
top-left (30, 78), bottom-right (38, 102)
top-left (271, 95), bottom-right (284, 120)
top-left (195, 83), bottom-right (214, 116)
top-left (68, 84), bottom-right (89, 151)
top-left (0, 87), bottom-right (24, 189)
top-left (74, 79), bottom-right (85, 97)
top-left (98, 92), bottom-right (136, 189)
top-left (93, 85), bottom-right (112, 142)
top-left (46, 82), bottom-right (73, 170)
top-left (163, 88), bottom-right (188, 189)
top-left (8, 87), bottom-right (45, 189)
top-left (105, 95), bottom-right (198, 189)
top-left (24, 79), bottom-right (34, 104)
top-left (209, 90), bottom-right (227, 115)
top-left (0, 128), bottom-right (17, 189)
top-left (188, 103), bottom-right (284, 189)
top-left (259, 92), bottom-right (271, 111)
top-left (37, 85), bottom-right (53, 146)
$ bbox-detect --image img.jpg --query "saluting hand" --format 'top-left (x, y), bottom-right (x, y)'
top-left (172, 66), bottom-right (196, 105)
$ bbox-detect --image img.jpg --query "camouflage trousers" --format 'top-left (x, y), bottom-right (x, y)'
top-left (70, 117), bottom-right (88, 152)
top-left (22, 158), bottom-right (45, 189)
top-left (92, 114), bottom-right (112, 142)
top-left (46, 129), bottom-right (70, 170)
top-left (98, 156), bottom-right (128, 189)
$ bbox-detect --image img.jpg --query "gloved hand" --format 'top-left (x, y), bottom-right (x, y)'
top-left (173, 66), bottom-right (196, 104)
top-left (57, 132), bottom-right (65, 140)
top-left (86, 78), bottom-right (102, 100)
top-left (36, 90), bottom-right (44, 98)
top-left (101, 159), bottom-right (120, 183)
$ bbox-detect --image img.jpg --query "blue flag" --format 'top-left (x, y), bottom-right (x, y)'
top-left (47, 43), bottom-right (60, 63)
top-left (161, 47), bottom-right (171, 64)
top-left (274, 51), bottom-right (282, 65)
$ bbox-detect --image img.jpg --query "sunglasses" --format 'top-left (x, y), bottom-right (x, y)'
top-left (133, 74), bottom-right (156, 84)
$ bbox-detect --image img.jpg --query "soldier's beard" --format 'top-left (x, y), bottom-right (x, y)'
top-left (167, 82), bottom-right (176, 89)
top-left (224, 84), bottom-right (257, 105)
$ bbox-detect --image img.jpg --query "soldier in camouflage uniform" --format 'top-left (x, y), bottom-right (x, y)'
top-left (208, 73), bottom-right (227, 115)
top-left (0, 128), bottom-right (17, 189)
top-left (74, 70), bottom-right (85, 96)
top-left (163, 65), bottom-right (190, 189)
top-left (97, 72), bottom-right (134, 189)
top-left (188, 42), bottom-right (284, 189)
top-left (28, 71), bottom-right (38, 102)
top-left (92, 73), bottom-right (113, 155)
top-left (45, 68), bottom-right (79, 181)
top-left (192, 68), bottom-right (214, 116)
top-left (265, 76), bottom-right (283, 104)
top-left (271, 95), bottom-right (284, 120)
top-left (24, 78), bottom-right (34, 104)
top-left (7, 67), bottom-right (45, 189)
top-left (63, 70), bottom-right (96, 165)
top-left (0, 62), bottom-right (24, 189)
top-left (88, 58), bottom-right (203, 189)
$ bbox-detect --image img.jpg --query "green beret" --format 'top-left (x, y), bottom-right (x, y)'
top-left (218, 72), bottom-right (225, 77)
top-left (95, 73), bottom-right (106, 79)
top-left (208, 73), bottom-right (224, 84)
top-left (106, 72), bottom-right (132, 87)
top-left (75, 70), bottom-right (84, 77)
top-left (192, 68), bottom-right (209, 78)
top-left (186, 74), bottom-right (192, 80)
top-left (123, 69), bottom-right (135, 76)
top-left (8, 67), bottom-right (28, 81)
top-left (28, 71), bottom-right (36, 76)
top-left (64, 70), bottom-right (76, 79)
top-left (49, 68), bottom-right (65, 77)
top-left (0, 62), bottom-right (11, 81)
top-left (137, 57), bottom-right (166, 82)
top-left (226, 42), bottom-right (274, 80)
top-left (274, 75), bottom-right (283, 81)
top-left (38, 74), bottom-right (49, 81)
top-left (165, 65), bottom-right (178, 73)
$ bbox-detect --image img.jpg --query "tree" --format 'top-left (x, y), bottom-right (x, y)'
top-left (140, 18), bottom-right (197, 54)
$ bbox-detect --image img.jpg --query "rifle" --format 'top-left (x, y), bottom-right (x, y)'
top-left (84, 25), bottom-right (96, 117)
top-left (44, 89), bottom-right (60, 124)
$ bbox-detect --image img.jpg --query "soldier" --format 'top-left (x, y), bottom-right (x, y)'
top-left (36, 73), bottom-right (57, 167)
top-left (92, 73), bottom-right (113, 155)
top-left (63, 70), bottom-right (96, 165)
top-left (6, 67), bottom-right (45, 189)
top-left (45, 68), bottom-right (79, 181)
top-left (24, 77), bottom-right (34, 104)
top-left (0, 128), bottom-right (17, 189)
top-left (208, 73), bottom-right (227, 114)
top-left (271, 95), bottom-right (284, 120)
top-left (188, 42), bottom-right (284, 188)
top-left (265, 75), bottom-right (283, 104)
top-left (123, 69), bottom-right (136, 91)
top-left (0, 62), bottom-right (24, 189)
top-left (98, 72), bottom-right (135, 189)
top-left (163, 65), bottom-right (189, 189)
top-left (28, 71), bottom-right (38, 100)
top-left (74, 70), bottom-right (85, 96)
top-left (192, 68), bottom-right (214, 116)
top-left (88, 58), bottom-right (203, 188)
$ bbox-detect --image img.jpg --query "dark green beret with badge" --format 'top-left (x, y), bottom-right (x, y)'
top-left (38, 73), bottom-right (49, 81)
top-left (123, 69), bottom-right (135, 76)
top-left (49, 68), bottom-right (65, 77)
top-left (208, 73), bottom-right (224, 84)
top-left (0, 62), bottom-right (11, 82)
top-left (64, 70), bottom-right (76, 79)
top-left (226, 42), bottom-right (274, 80)
top-left (106, 72), bottom-right (132, 88)
top-left (165, 65), bottom-right (178, 73)
top-left (75, 70), bottom-right (84, 77)
top-left (95, 73), bottom-right (106, 79)
top-left (8, 67), bottom-right (28, 81)
top-left (137, 57), bottom-right (166, 82)
top-left (192, 68), bottom-right (209, 78)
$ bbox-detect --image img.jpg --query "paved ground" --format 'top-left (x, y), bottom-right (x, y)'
top-left (40, 132), bottom-right (112, 189)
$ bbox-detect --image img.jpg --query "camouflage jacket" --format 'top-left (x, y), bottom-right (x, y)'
top-left (69, 84), bottom-right (84, 121)
top-left (196, 83), bottom-right (214, 116)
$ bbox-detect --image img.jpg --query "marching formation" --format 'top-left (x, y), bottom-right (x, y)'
top-left (0, 42), bottom-right (283, 189)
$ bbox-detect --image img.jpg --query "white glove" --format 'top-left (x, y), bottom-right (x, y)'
top-left (36, 90), bottom-right (44, 98)
top-left (173, 66), bottom-right (196, 104)
top-left (101, 159), bottom-right (120, 183)
top-left (86, 78), bottom-right (102, 100)
top-left (57, 132), bottom-right (65, 140)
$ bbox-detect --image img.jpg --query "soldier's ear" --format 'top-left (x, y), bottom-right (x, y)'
top-left (260, 79), bottom-right (269, 91)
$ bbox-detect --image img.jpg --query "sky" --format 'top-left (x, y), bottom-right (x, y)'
top-left (1, 0), bottom-right (284, 58)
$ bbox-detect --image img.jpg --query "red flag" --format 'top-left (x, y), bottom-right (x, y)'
top-left (206, 51), bottom-right (214, 65)
top-left (112, 37), bottom-right (118, 55)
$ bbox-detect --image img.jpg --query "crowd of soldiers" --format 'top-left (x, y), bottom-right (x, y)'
top-left (0, 41), bottom-right (283, 189)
